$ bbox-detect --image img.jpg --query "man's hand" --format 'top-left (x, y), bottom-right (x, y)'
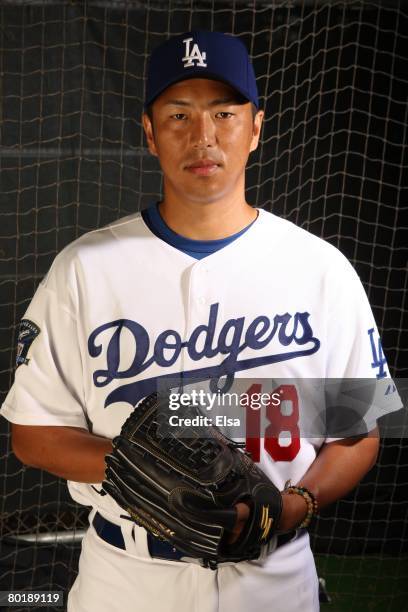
top-left (230, 494), bottom-right (309, 541)
top-left (229, 428), bottom-right (380, 541)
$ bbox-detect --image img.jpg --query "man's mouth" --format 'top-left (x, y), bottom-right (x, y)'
top-left (185, 159), bottom-right (220, 176)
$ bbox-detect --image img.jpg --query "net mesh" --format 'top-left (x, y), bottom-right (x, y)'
top-left (0, 1), bottom-right (407, 609)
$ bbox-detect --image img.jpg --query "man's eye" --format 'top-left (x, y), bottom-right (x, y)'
top-left (172, 113), bottom-right (187, 120)
top-left (216, 112), bottom-right (234, 119)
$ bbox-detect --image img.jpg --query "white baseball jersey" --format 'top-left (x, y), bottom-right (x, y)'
top-left (1, 208), bottom-right (402, 612)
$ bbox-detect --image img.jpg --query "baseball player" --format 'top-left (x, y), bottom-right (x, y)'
top-left (1, 31), bottom-right (402, 612)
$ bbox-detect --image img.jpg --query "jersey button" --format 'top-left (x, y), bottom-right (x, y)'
top-left (198, 297), bottom-right (206, 305)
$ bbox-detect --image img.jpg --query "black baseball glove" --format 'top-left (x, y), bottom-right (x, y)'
top-left (102, 392), bottom-right (283, 567)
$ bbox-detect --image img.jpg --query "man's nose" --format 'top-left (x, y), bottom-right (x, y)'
top-left (190, 113), bottom-right (216, 147)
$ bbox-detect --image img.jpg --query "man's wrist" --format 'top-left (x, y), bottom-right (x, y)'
top-left (277, 492), bottom-right (309, 533)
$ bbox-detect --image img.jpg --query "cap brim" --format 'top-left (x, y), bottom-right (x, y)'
top-left (145, 71), bottom-right (258, 109)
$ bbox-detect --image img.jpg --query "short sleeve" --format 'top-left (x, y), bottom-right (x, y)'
top-left (324, 254), bottom-right (403, 439)
top-left (1, 281), bottom-right (88, 429)
top-left (326, 257), bottom-right (385, 379)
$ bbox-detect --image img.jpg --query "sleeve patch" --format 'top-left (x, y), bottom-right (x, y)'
top-left (16, 319), bottom-right (41, 368)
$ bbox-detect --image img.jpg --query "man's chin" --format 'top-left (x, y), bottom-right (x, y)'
top-left (164, 174), bottom-right (236, 204)
top-left (183, 180), bottom-right (232, 203)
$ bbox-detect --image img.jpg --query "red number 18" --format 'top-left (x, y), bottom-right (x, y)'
top-left (245, 384), bottom-right (300, 463)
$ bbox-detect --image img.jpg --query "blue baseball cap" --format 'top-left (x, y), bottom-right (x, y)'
top-left (145, 31), bottom-right (259, 109)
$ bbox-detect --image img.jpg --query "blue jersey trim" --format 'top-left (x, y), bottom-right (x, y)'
top-left (142, 203), bottom-right (257, 260)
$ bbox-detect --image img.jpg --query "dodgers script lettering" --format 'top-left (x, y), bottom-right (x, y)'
top-left (88, 302), bottom-right (320, 407)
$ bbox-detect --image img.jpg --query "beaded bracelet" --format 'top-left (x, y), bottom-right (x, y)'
top-left (283, 480), bottom-right (319, 529)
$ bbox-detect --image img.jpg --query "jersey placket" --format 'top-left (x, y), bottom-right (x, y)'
top-left (182, 259), bottom-right (219, 376)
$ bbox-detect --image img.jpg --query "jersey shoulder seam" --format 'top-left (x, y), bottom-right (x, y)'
top-left (91, 211), bottom-right (143, 235)
top-left (74, 211), bottom-right (143, 241)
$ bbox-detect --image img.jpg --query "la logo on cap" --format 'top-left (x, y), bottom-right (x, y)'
top-left (182, 37), bottom-right (207, 68)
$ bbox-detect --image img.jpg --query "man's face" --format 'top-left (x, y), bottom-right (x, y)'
top-left (142, 78), bottom-right (264, 204)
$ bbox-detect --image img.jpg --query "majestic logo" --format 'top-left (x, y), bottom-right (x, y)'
top-left (182, 37), bottom-right (207, 68)
top-left (88, 303), bottom-right (320, 408)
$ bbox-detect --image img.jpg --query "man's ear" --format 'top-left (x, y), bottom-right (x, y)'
top-left (142, 112), bottom-right (158, 157)
top-left (249, 110), bottom-right (264, 153)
